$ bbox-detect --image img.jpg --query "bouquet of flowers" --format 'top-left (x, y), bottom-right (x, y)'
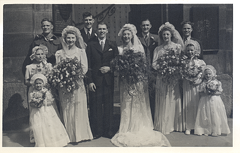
top-left (180, 58), bottom-right (203, 83)
top-left (156, 46), bottom-right (181, 84)
top-left (206, 80), bottom-right (220, 95)
top-left (110, 48), bottom-right (147, 86)
top-left (48, 57), bottom-right (84, 93)
top-left (30, 90), bottom-right (46, 108)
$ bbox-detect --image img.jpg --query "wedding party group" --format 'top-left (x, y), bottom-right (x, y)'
top-left (21, 11), bottom-right (230, 147)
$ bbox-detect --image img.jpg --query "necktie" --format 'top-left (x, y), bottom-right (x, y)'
top-left (144, 35), bottom-right (149, 46)
top-left (101, 41), bottom-right (104, 51)
top-left (87, 29), bottom-right (91, 39)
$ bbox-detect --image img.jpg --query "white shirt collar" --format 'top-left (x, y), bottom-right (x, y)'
top-left (98, 37), bottom-right (106, 44)
top-left (84, 27), bottom-right (92, 35)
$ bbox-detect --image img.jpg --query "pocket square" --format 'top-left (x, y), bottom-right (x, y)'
top-left (108, 48), bottom-right (113, 51)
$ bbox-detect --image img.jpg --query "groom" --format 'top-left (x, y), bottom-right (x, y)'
top-left (86, 22), bottom-right (118, 139)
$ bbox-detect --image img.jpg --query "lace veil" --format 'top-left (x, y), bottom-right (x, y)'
top-left (158, 22), bottom-right (184, 49)
top-left (118, 24), bottom-right (145, 54)
top-left (61, 26), bottom-right (86, 51)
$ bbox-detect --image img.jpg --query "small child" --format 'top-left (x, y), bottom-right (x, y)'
top-left (194, 65), bottom-right (230, 136)
top-left (182, 40), bottom-right (206, 135)
top-left (29, 74), bottom-right (70, 147)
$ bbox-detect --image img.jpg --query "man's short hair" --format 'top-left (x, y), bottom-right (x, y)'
top-left (97, 22), bottom-right (109, 29)
top-left (83, 12), bottom-right (93, 19)
top-left (141, 18), bottom-right (151, 25)
top-left (41, 18), bottom-right (53, 25)
top-left (181, 21), bottom-right (194, 27)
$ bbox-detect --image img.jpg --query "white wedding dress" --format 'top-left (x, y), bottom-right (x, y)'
top-left (111, 46), bottom-right (171, 147)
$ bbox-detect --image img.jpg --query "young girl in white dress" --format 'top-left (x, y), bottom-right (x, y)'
top-left (194, 65), bottom-right (230, 136)
top-left (182, 40), bottom-right (206, 135)
top-left (29, 74), bottom-right (70, 147)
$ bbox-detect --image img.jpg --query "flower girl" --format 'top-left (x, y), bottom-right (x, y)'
top-left (194, 65), bottom-right (230, 136)
top-left (181, 40), bottom-right (206, 135)
top-left (29, 74), bottom-right (70, 147)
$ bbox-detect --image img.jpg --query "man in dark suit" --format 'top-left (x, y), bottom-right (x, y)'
top-left (80, 12), bottom-right (97, 44)
top-left (86, 22), bottom-right (118, 139)
top-left (181, 21), bottom-right (203, 59)
top-left (138, 19), bottom-right (158, 122)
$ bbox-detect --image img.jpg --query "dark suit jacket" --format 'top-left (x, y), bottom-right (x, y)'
top-left (86, 38), bottom-right (118, 87)
top-left (80, 28), bottom-right (97, 44)
top-left (138, 33), bottom-right (158, 65)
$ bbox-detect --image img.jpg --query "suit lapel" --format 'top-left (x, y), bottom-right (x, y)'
top-left (139, 33), bottom-right (147, 47)
top-left (149, 33), bottom-right (155, 46)
top-left (102, 39), bottom-right (110, 52)
top-left (93, 40), bottom-right (103, 54)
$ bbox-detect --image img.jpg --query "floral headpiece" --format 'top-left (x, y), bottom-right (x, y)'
top-left (184, 39), bottom-right (201, 56)
top-left (203, 65), bottom-right (217, 77)
top-left (61, 26), bottom-right (86, 49)
top-left (118, 24), bottom-right (137, 37)
top-left (30, 73), bottom-right (48, 85)
top-left (30, 44), bottom-right (48, 61)
top-left (158, 22), bottom-right (176, 35)
top-left (157, 22), bottom-right (184, 48)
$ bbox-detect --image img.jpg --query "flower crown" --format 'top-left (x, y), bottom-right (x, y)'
top-left (203, 65), bottom-right (217, 77)
top-left (185, 39), bottom-right (201, 55)
top-left (30, 44), bottom-right (48, 61)
top-left (30, 73), bottom-right (48, 85)
top-left (118, 24), bottom-right (137, 37)
top-left (158, 22), bottom-right (176, 35)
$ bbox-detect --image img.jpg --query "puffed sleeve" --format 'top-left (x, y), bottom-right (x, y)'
top-left (79, 49), bottom-right (88, 75)
top-left (152, 46), bottom-right (160, 70)
top-left (217, 81), bottom-right (223, 92)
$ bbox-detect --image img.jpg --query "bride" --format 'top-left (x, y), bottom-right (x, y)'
top-left (111, 24), bottom-right (171, 147)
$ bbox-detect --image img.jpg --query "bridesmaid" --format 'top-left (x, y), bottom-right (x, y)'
top-left (55, 26), bottom-right (93, 143)
top-left (182, 40), bottom-right (206, 135)
top-left (152, 22), bottom-right (184, 134)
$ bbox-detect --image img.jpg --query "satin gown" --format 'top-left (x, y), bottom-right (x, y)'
top-left (29, 89), bottom-right (70, 147)
top-left (152, 43), bottom-right (183, 134)
top-left (111, 46), bottom-right (171, 147)
top-left (55, 46), bottom-right (93, 142)
top-left (182, 59), bottom-right (206, 131)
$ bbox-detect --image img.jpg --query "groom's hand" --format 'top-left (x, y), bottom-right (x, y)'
top-left (99, 66), bottom-right (110, 74)
top-left (89, 83), bottom-right (96, 92)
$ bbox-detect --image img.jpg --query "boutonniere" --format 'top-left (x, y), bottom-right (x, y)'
top-left (150, 36), bottom-right (154, 40)
top-left (108, 48), bottom-right (113, 51)
top-left (94, 33), bottom-right (97, 37)
top-left (49, 38), bottom-right (54, 41)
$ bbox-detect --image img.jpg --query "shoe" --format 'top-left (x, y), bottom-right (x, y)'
top-left (185, 130), bottom-right (190, 135)
top-left (212, 133), bottom-right (218, 137)
top-left (103, 132), bottom-right (115, 139)
top-left (204, 134), bottom-right (209, 136)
